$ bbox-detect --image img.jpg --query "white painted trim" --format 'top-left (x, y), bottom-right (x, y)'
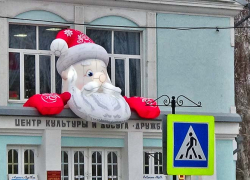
top-left (35, 54), bottom-right (39, 94)
top-left (51, 55), bottom-right (56, 93)
top-left (141, 31), bottom-right (145, 97)
top-left (0, 129), bottom-right (43, 136)
top-left (20, 52), bottom-right (24, 101)
top-left (230, 106), bottom-right (237, 113)
top-left (111, 56), bottom-right (115, 86)
top-left (61, 130), bottom-right (126, 139)
top-left (143, 132), bottom-right (162, 139)
top-left (125, 57), bottom-right (130, 96)
top-left (111, 54), bottom-right (141, 59)
top-left (146, 12), bottom-right (157, 99)
top-left (215, 135), bottom-right (236, 139)
top-left (215, 122), bottom-right (239, 136)
top-left (8, 49), bottom-right (52, 55)
top-left (230, 17), bottom-right (235, 47)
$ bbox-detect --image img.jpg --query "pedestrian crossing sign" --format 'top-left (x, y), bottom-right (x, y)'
top-left (166, 114), bottom-right (214, 175)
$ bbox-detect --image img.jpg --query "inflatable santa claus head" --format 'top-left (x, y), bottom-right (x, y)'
top-left (50, 29), bottom-right (131, 123)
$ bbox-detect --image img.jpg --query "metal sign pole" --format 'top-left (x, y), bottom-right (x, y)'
top-left (146, 95), bottom-right (202, 180)
top-left (171, 97), bottom-right (177, 180)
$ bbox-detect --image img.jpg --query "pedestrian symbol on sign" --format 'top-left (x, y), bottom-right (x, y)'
top-left (186, 132), bottom-right (197, 158)
top-left (175, 126), bottom-right (206, 161)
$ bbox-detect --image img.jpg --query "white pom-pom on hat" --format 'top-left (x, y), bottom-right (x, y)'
top-left (50, 39), bottom-right (68, 56)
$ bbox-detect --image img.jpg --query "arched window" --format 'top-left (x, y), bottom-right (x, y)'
top-left (143, 149), bottom-right (163, 175)
top-left (8, 149), bottom-right (18, 174)
top-left (61, 148), bottom-right (121, 180)
top-left (61, 151), bottom-right (69, 180)
top-left (24, 149), bottom-right (35, 174)
top-left (86, 16), bottom-right (142, 97)
top-left (8, 10), bottom-right (68, 102)
top-left (107, 152), bottom-right (118, 180)
top-left (74, 151), bottom-right (85, 180)
top-left (7, 147), bottom-right (37, 175)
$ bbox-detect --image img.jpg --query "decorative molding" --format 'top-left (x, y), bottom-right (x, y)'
top-left (61, 130), bottom-right (126, 138)
top-left (0, 128), bottom-right (43, 136)
top-left (84, 5), bottom-right (146, 27)
top-left (1, 1), bottom-right (74, 22)
top-left (40, 0), bottom-right (243, 16)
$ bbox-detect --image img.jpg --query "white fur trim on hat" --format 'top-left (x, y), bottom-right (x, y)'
top-left (56, 43), bottom-right (109, 75)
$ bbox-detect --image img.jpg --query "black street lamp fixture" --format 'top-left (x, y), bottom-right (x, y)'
top-left (145, 95), bottom-right (202, 114)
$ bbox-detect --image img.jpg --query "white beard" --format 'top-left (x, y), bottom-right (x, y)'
top-left (67, 66), bottom-right (131, 124)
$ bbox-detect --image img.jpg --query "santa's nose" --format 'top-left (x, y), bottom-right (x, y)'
top-left (92, 72), bottom-right (106, 83)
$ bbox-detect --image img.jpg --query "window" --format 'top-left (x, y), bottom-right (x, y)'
top-left (143, 149), bottom-right (163, 175)
top-left (9, 24), bottom-right (66, 101)
top-left (86, 29), bottom-right (142, 97)
top-left (7, 146), bottom-right (37, 174)
top-left (61, 148), bottom-right (121, 180)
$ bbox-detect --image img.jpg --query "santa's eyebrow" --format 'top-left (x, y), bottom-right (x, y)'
top-left (81, 61), bottom-right (91, 66)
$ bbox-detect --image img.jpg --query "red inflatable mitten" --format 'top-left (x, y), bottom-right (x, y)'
top-left (23, 92), bottom-right (71, 115)
top-left (124, 96), bottom-right (160, 119)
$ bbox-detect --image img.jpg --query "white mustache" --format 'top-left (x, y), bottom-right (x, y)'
top-left (83, 81), bottom-right (122, 96)
top-left (67, 65), bottom-right (121, 97)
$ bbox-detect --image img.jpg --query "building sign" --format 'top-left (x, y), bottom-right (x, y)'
top-left (143, 174), bottom-right (166, 180)
top-left (0, 116), bottom-right (162, 132)
top-left (9, 175), bottom-right (37, 180)
top-left (166, 114), bottom-right (214, 175)
top-left (47, 171), bottom-right (61, 180)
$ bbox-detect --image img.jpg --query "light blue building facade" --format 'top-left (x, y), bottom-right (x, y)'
top-left (0, 0), bottom-right (242, 180)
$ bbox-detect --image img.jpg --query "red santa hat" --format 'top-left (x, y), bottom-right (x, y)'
top-left (50, 29), bottom-right (109, 75)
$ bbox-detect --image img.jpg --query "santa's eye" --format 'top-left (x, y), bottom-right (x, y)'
top-left (86, 70), bottom-right (93, 77)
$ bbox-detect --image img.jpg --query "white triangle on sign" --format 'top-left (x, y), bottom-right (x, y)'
top-left (175, 126), bottom-right (206, 161)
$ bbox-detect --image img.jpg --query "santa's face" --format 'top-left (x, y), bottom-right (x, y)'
top-left (63, 60), bottom-right (131, 123)
top-left (61, 59), bottom-right (110, 93)
top-left (81, 59), bottom-right (109, 90)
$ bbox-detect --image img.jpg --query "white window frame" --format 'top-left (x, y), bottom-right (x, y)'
top-left (62, 148), bottom-right (121, 180)
top-left (106, 150), bottom-right (120, 180)
top-left (86, 28), bottom-right (143, 97)
top-left (7, 146), bottom-right (38, 175)
top-left (143, 148), bottom-right (163, 175)
top-left (8, 23), bottom-right (67, 103)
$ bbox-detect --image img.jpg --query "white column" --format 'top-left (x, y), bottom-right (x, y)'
top-left (146, 12), bottom-right (157, 99)
top-left (0, 17), bottom-right (8, 106)
top-left (38, 129), bottom-right (61, 180)
top-left (123, 132), bottom-right (143, 180)
top-left (75, 6), bottom-right (85, 32)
